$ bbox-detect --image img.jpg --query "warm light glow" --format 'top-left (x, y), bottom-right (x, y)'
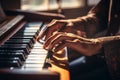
top-left (21, 0), bottom-right (82, 11)
top-left (49, 63), bottom-right (70, 80)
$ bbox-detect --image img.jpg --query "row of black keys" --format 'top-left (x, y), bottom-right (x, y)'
top-left (0, 22), bottom-right (43, 68)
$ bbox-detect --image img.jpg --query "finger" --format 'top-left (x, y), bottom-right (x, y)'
top-left (45, 28), bottom-right (58, 41)
top-left (43, 32), bottom-right (62, 49)
top-left (45, 22), bottom-right (66, 41)
top-left (53, 39), bottom-right (78, 52)
top-left (37, 25), bottom-right (48, 41)
top-left (53, 42), bottom-right (66, 52)
top-left (47, 19), bottom-right (58, 27)
top-left (44, 32), bottom-right (71, 50)
top-left (49, 35), bottom-right (75, 50)
top-left (44, 20), bottom-right (57, 40)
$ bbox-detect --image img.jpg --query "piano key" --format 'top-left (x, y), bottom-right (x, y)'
top-left (0, 48), bottom-right (30, 57)
top-left (0, 50), bottom-right (27, 58)
top-left (0, 21), bottom-right (49, 70)
top-left (20, 26), bottom-right (41, 30)
top-left (33, 45), bottom-right (43, 48)
top-left (0, 44), bottom-right (30, 55)
top-left (18, 29), bottom-right (40, 35)
top-left (30, 51), bottom-right (47, 55)
top-left (0, 52), bottom-right (26, 61)
top-left (20, 26), bottom-right (40, 32)
top-left (0, 57), bottom-right (22, 65)
top-left (26, 54), bottom-right (45, 59)
top-left (25, 22), bottom-right (43, 27)
top-left (33, 45), bottom-right (43, 49)
top-left (0, 61), bottom-right (20, 68)
top-left (21, 67), bottom-right (43, 70)
top-left (29, 52), bottom-right (46, 55)
top-left (13, 32), bottom-right (37, 39)
top-left (23, 63), bottom-right (44, 68)
top-left (31, 49), bottom-right (47, 53)
top-left (15, 32), bottom-right (37, 35)
top-left (13, 34), bottom-right (36, 41)
top-left (5, 39), bottom-right (34, 48)
top-left (24, 56), bottom-right (47, 68)
top-left (20, 28), bottom-right (40, 34)
top-left (25, 58), bottom-right (46, 62)
top-left (11, 36), bottom-right (36, 44)
top-left (0, 57), bottom-right (22, 68)
top-left (25, 60), bottom-right (45, 64)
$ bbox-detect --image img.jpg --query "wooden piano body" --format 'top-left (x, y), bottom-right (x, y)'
top-left (0, 1), bottom-right (70, 80)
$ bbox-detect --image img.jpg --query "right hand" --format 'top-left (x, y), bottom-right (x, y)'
top-left (37, 19), bottom-right (86, 42)
top-left (43, 32), bottom-right (102, 56)
top-left (37, 19), bottom-right (67, 41)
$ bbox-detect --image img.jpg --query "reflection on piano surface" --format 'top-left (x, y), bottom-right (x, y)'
top-left (0, 2), bottom-right (69, 80)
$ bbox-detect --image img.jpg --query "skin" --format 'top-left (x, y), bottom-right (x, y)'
top-left (43, 32), bottom-right (102, 56)
top-left (36, 16), bottom-right (120, 56)
top-left (37, 18), bottom-right (87, 41)
top-left (36, 14), bottom-right (100, 56)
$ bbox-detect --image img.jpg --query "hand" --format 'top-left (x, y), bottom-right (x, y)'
top-left (37, 18), bottom-right (86, 41)
top-left (43, 32), bottom-right (103, 56)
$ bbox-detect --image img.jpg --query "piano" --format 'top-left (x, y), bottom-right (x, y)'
top-left (0, 2), bottom-right (70, 80)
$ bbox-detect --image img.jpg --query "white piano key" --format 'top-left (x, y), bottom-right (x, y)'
top-left (21, 67), bottom-right (43, 70)
top-left (29, 52), bottom-right (46, 55)
top-left (23, 63), bottom-right (43, 68)
top-left (28, 55), bottom-right (46, 57)
top-left (25, 60), bottom-right (45, 64)
top-left (31, 49), bottom-right (47, 52)
top-left (26, 57), bottom-right (46, 61)
top-left (21, 30), bottom-right (48, 69)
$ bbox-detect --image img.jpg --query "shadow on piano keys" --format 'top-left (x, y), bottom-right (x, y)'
top-left (0, 16), bottom-right (70, 80)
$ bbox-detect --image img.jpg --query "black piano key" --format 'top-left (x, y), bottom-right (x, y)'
top-left (23, 22), bottom-right (43, 30)
top-left (20, 27), bottom-right (39, 31)
top-left (0, 21), bottom-right (45, 69)
top-left (20, 24), bottom-right (41, 32)
top-left (0, 52), bottom-right (26, 61)
top-left (0, 57), bottom-right (22, 65)
top-left (16, 31), bottom-right (38, 36)
top-left (5, 39), bottom-right (33, 48)
top-left (0, 61), bottom-right (20, 68)
top-left (0, 50), bottom-right (27, 57)
top-left (2, 44), bottom-right (30, 51)
top-left (11, 36), bottom-right (36, 44)
top-left (13, 33), bottom-right (37, 39)
top-left (0, 44), bottom-right (30, 55)
top-left (18, 29), bottom-right (40, 35)
top-left (25, 22), bottom-right (43, 26)
top-left (17, 28), bottom-right (40, 35)
top-left (0, 57), bottom-right (22, 68)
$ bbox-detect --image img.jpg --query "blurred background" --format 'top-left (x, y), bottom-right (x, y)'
top-left (21, 0), bottom-right (100, 18)
top-left (0, 0), bottom-right (100, 19)
top-left (21, 0), bottom-right (100, 11)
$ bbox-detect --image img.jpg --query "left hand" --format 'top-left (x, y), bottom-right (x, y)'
top-left (43, 32), bottom-right (103, 56)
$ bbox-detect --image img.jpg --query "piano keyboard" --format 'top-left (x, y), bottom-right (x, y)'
top-left (22, 41), bottom-right (48, 70)
top-left (0, 21), bottom-right (47, 69)
top-left (0, 17), bottom-right (69, 80)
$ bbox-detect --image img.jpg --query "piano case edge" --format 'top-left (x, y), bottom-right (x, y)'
top-left (0, 69), bottom-right (60, 80)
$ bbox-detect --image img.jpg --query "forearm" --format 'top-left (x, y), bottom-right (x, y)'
top-left (72, 0), bottom-right (110, 37)
top-left (57, 13), bottom-right (99, 37)
top-left (76, 13), bottom-right (99, 37)
top-left (58, 0), bottom-right (109, 37)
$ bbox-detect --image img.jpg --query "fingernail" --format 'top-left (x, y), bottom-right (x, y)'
top-left (44, 46), bottom-right (52, 51)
